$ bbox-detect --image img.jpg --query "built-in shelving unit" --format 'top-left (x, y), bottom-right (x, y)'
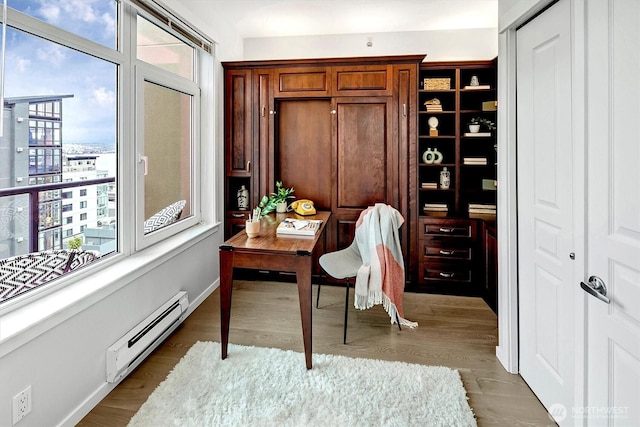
top-left (414, 60), bottom-right (497, 294)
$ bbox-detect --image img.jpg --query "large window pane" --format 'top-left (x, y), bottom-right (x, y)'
top-left (10, 0), bottom-right (117, 49)
top-left (0, 28), bottom-right (117, 260)
top-left (143, 81), bottom-right (192, 233)
top-left (137, 15), bottom-right (194, 80)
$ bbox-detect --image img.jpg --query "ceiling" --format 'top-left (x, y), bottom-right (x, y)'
top-left (210, 0), bottom-right (499, 39)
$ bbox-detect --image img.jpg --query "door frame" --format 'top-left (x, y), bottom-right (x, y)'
top-left (496, 2), bottom-right (586, 409)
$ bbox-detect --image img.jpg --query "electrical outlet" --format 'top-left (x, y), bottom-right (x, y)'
top-left (12, 385), bottom-right (31, 425)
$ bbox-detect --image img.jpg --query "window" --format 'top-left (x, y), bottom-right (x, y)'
top-left (135, 15), bottom-right (200, 245)
top-left (0, 1), bottom-right (213, 306)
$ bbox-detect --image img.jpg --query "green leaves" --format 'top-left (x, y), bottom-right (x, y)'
top-left (469, 117), bottom-right (496, 130)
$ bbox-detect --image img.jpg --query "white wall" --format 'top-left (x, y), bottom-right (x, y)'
top-left (0, 235), bottom-right (221, 426)
top-left (243, 28), bottom-right (498, 61)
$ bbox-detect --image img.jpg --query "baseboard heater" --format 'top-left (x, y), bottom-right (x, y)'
top-left (106, 291), bottom-right (189, 383)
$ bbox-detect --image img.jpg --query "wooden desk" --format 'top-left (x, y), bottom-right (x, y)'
top-left (219, 211), bottom-right (330, 369)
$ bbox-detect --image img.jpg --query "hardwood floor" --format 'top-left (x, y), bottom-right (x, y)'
top-left (78, 281), bottom-right (555, 426)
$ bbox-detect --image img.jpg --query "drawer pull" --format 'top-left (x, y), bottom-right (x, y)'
top-left (439, 227), bottom-right (455, 233)
top-left (439, 250), bottom-right (455, 256)
top-left (439, 272), bottom-right (455, 278)
top-left (232, 213), bottom-right (245, 218)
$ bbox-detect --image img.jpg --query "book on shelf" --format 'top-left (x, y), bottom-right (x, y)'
top-left (421, 182), bottom-right (438, 189)
top-left (468, 203), bottom-right (496, 215)
top-left (463, 85), bottom-right (491, 90)
top-left (276, 219), bottom-right (322, 237)
top-left (425, 105), bottom-right (443, 112)
top-left (424, 203), bottom-right (448, 212)
top-left (469, 203), bottom-right (496, 209)
top-left (463, 157), bottom-right (488, 165)
top-left (464, 132), bottom-right (492, 137)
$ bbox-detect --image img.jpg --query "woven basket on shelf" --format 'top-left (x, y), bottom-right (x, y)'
top-left (424, 78), bottom-right (451, 90)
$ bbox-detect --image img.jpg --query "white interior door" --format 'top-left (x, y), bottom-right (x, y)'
top-left (584, 0), bottom-right (640, 424)
top-left (516, 0), bottom-right (576, 422)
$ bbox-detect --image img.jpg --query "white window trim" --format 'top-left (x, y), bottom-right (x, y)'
top-left (134, 63), bottom-right (201, 249)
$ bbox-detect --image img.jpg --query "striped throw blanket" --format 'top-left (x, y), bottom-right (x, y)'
top-left (354, 204), bottom-right (418, 328)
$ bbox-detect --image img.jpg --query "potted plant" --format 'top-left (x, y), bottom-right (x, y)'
top-left (257, 181), bottom-right (295, 215)
top-left (468, 117), bottom-right (496, 133)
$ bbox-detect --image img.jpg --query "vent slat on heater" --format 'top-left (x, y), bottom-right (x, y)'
top-left (106, 291), bottom-right (188, 383)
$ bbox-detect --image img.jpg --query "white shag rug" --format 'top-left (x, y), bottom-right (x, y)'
top-left (128, 341), bottom-right (477, 427)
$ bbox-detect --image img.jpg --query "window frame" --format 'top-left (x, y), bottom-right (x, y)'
top-left (134, 62), bottom-right (201, 249)
top-left (0, 2), bottom-right (213, 312)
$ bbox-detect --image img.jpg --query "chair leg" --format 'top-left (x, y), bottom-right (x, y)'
top-left (395, 312), bottom-right (402, 331)
top-left (315, 276), bottom-right (322, 309)
top-left (343, 278), bottom-right (350, 344)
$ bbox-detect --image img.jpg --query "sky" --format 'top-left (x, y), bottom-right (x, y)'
top-left (5, 0), bottom-right (117, 147)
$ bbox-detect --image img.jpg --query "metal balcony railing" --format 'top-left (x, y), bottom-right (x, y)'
top-left (0, 177), bottom-right (116, 253)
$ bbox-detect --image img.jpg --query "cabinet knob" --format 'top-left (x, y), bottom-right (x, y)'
top-left (330, 109), bottom-right (337, 114)
top-left (439, 227), bottom-right (455, 233)
top-left (269, 110), bottom-right (276, 115)
top-left (440, 272), bottom-right (455, 278)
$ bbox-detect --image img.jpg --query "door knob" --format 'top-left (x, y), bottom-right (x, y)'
top-left (580, 275), bottom-right (610, 304)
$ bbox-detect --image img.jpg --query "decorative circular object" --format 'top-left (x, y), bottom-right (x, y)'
top-left (422, 148), bottom-right (435, 164)
top-left (433, 148), bottom-right (443, 164)
top-left (428, 116), bottom-right (439, 129)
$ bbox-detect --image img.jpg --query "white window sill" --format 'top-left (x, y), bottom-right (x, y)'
top-left (0, 222), bottom-right (220, 358)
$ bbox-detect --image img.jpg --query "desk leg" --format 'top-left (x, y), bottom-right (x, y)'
top-left (296, 257), bottom-right (313, 369)
top-left (219, 249), bottom-right (234, 360)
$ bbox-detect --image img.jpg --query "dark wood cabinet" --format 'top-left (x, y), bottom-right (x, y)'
top-left (223, 55), bottom-right (497, 300)
top-left (223, 55), bottom-right (423, 265)
top-left (411, 60), bottom-right (498, 295)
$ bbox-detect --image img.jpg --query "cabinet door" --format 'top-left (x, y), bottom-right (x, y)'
top-left (225, 70), bottom-right (252, 177)
top-left (330, 97), bottom-right (395, 249)
top-left (332, 65), bottom-right (393, 97)
top-left (254, 69), bottom-right (274, 201)
top-left (274, 67), bottom-right (331, 98)
top-left (276, 99), bottom-right (333, 209)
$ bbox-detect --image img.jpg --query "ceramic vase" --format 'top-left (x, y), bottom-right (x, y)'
top-left (245, 220), bottom-right (260, 238)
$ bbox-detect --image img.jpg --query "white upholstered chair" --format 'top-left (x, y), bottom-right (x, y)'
top-left (317, 204), bottom-right (403, 344)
